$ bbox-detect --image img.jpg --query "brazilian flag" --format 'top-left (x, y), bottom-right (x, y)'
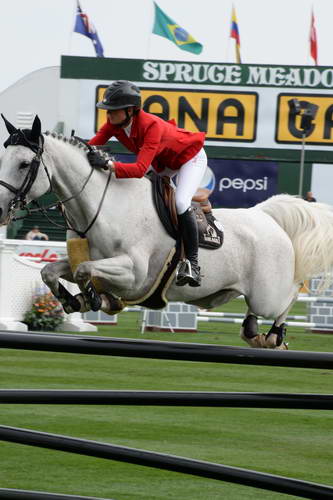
top-left (153, 2), bottom-right (203, 55)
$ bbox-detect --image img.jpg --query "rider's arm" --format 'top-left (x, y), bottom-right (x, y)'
top-left (88, 122), bottom-right (114, 146)
top-left (113, 121), bottom-right (162, 178)
top-left (88, 122), bottom-right (116, 170)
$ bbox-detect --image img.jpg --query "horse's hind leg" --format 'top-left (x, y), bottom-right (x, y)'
top-left (263, 287), bottom-right (300, 350)
top-left (240, 309), bottom-right (263, 347)
top-left (240, 309), bottom-right (277, 348)
top-left (240, 306), bottom-right (289, 350)
top-left (263, 294), bottom-right (298, 350)
top-left (264, 320), bottom-right (288, 349)
top-left (241, 285), bottom-right (300, 349)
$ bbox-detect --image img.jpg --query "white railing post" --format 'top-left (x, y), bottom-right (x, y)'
top-left (60, 281), bottom-right (97, 332)
top-left (0, 240), bottom-right (28, 330)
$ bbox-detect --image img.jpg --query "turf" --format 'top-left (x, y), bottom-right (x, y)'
top-left (0, 299), bottom-right (332, 499)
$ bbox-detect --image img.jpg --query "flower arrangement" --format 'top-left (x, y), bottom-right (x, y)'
top-left (23, 291), bottom-right (64, 331)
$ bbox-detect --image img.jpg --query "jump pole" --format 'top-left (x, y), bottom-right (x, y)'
top-left (0, 390), bottom-right (332, 410)
top-left (0, 425), bottom-right (332, 499)
top-left (197, 316), bottom-right (332, 329)
top-left (0, 331), bottom-right (333, 369)
top-left (0, 489), bottom-right (111, 500)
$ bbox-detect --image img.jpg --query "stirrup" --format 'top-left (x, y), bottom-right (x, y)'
top-left (175, 259), bottom-right (201, 287)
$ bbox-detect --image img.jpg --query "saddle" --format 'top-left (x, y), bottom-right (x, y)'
top-left (149, 172), bottom-right (224, 250)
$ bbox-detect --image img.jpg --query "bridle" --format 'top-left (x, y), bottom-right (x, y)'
top-left (0, 129), bottom-right (48, 216)
top-left (0, 121), bottom-right (112, 238)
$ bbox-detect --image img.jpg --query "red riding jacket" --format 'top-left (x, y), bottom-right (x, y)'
top-left (88, 110), bottom-right (205, 178)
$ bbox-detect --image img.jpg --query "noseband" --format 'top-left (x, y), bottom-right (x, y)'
top-left (0, 129), bottom-right (48, 214)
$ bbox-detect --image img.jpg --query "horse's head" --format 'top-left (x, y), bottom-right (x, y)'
top-left (0, 114), bottom-right (51, 224)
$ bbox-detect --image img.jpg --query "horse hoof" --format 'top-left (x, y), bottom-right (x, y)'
top-left (275, 342), bottom-right (289, 350)
top-left (100, 293), bottom-right (125, 315)
top-left (264, 333), bottom-right (278, 348)
top-left (58, 283), bottom-right (81, 313)
top-left (264, 333), bottom-right (288, 349)
top-left (62, 301), bottom-right (80, 314)
top-left (241, 334), bottom-right (267, 348)
top-left (74, 293), bottom-right (90, 313)
top-left (84, 281), bottom-right (102, 311)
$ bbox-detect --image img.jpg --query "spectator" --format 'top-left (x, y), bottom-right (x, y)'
top-left (25, 225), bottom-right (49, 241)
top-left (304, 191), bottom-right (317, 202)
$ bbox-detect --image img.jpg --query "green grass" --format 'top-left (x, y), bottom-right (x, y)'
top-left (0, 299), bottom-right (332, 499)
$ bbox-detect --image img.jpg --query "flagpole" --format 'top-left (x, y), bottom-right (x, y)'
top-left (226, 4), bottom-right (233, 63)
top-left (68, 0), bottom-right (78, 55)
top-left (146, 0), bottom-right (155, 59)
top-left (230, 4), bottom-right (241, 64)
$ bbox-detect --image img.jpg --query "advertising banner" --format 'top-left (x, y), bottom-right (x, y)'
top-left (115, 154), bottom-right (278, 209)
top-left (205, 159), bottom-right (278, 208)
top-left (61, 56), bottom-right (333, 152)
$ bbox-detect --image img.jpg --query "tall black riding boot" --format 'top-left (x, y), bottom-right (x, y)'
top-left (176, 207), bottom-right (201, 287)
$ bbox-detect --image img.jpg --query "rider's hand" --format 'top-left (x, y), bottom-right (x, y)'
top-left (87, 149), bottom-right (109, 170)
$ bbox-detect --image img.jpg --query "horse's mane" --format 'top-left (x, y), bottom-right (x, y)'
top-left (44, 131), bottom-right (90, 153)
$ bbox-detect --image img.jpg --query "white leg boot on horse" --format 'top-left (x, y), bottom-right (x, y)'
top-left (176, 207), bottom-right (202, 287)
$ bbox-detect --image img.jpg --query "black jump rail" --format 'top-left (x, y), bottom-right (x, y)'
top-left (0, 331), bottom-right (332, 369)
top-left (0, 488), bottom-right (113, 499)
top-left (0, 425), bottom-right (332, 500)
top-left (0, 389), bottom-right (332, 410)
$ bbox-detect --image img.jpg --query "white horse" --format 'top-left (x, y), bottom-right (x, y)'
top-left (1, 115), bottom-right (333, 349)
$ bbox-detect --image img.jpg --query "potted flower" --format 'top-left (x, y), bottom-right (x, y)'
top-left (23, 291), bottom-right (64, 331)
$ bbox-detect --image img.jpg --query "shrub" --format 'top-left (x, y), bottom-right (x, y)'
top-left (23, 292), bottom-right (64, 331)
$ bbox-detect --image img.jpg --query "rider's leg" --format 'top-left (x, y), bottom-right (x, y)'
top-left (175, 148), bottom-right (207, 287)
top-left (177, 207), bottom-right (201, 286)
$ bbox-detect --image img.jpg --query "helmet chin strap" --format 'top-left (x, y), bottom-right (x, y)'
top-left (117, 108), bottom-right (134, 128)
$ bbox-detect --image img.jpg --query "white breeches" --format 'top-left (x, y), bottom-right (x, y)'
top-left (160, 148), bottom-right (208, 215)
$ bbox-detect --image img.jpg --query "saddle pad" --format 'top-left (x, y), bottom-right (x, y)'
top-left (149, 172), bottom-right (224, 250)
top-left (195, 208), bottom-right (224, 250)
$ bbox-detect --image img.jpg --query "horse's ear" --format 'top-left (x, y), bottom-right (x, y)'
top-left (1, 114), bottom-right (17, 135)
top-left (30, 115), bottom-right (41, 142)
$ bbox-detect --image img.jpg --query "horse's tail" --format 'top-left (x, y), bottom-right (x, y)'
top-left (256, 194), bottom-right (333, 290)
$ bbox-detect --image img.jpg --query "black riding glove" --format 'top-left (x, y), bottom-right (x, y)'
top-left (87, 149), bottom-right (109, 170)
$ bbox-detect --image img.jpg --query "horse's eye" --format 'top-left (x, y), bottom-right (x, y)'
top-left (19, 161), bottom-right (30, 170)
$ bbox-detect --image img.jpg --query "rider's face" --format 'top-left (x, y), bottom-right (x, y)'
top-left (107, 108), bottom-right (133, 125)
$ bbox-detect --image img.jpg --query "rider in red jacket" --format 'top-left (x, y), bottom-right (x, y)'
top-left (87, 80), bottom-right (207, 287)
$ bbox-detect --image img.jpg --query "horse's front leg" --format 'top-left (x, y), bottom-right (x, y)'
top-left (73, 254), bottom-right (138, 313)
top-left (41, 258), bottom-right (83, 314)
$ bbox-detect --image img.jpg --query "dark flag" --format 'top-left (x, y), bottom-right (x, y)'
top-left (74, 1), bottom-right (104, 57)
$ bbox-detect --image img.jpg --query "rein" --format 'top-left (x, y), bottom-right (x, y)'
top-left (0, 129), bottom-right (111, 238)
